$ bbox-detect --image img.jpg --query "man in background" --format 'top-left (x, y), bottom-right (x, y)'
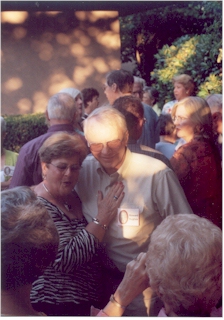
top-left (81, 87), bottom-right (100, 121)
top-left (9, 92), bottom-right (82, 188)
top-left (104, 70), bottom-right (159, 148)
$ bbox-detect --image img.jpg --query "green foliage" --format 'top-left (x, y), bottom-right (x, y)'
top-left (2, 113), bottom-right (48, 153)
top-left (119, 1), bottom-right (222, 85)
top-left (151, 32), bottom-right (222, 105)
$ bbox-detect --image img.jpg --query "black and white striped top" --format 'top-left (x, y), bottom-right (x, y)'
top-left (30, 197), bottom-right (103, 305)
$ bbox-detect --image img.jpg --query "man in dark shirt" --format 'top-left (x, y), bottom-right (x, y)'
top-left (103, 69), bottom-right (159, 149)
top-left (9, 92), bottom-right (82, 188)
top-left (113, 95), bottom-right (172, 169)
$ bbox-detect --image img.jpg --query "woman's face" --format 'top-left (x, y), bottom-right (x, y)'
top-left (173, 82), bottom-right (189, 101)
top-left (42, 155), bottom-right (81, 197)
top-left (143, 91), bottom-right (154, 106)
top-left (173, 104), bottom-right (195, 142)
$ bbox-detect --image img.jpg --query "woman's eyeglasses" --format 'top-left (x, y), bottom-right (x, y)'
top-left (49, 163), bottom-right (82, 173)
top-left (172, 116), bottom-right (188, 123)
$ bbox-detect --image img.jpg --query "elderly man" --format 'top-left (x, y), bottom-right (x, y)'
top-left (75, 106), bottom-right (193, 316)
top-left (9, 92), bottom-right (83, 188)
top-left (104, 69), bottom-right (159, 148)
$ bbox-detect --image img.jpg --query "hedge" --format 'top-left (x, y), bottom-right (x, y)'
top-left (2, 113), bottom-right (48, 153)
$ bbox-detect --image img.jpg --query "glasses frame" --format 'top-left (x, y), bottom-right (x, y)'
top-left (49, 162), bottom-right (82, 174)
top-left (89, 137), bottom-right (126, 153)
top-left (172, 115), bottom-right (189, 123)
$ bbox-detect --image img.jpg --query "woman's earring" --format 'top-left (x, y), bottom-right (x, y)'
top-left (42, 174), bottom-right (46, 180)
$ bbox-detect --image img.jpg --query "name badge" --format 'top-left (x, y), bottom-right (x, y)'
top-left (117, 208), bottom-right (140, 226)
top-left (4, 165), bottom-right (15, 177)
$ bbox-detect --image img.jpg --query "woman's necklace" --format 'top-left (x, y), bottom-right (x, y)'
top-left (42, 182), bottom-right (72, 211)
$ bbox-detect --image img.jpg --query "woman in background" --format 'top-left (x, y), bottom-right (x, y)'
top-left (170, 96), bottom-right (222, 228)
top-left (162, 74), bottom-right (195, 114)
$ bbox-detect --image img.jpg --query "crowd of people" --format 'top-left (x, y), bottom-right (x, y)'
top-left (1, 69), bottom-right (222, 317)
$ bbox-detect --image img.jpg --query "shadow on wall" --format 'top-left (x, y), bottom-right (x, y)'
top-left (1, 10), bottom-right (121, 115)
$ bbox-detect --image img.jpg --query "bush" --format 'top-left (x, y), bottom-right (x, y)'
top-left (2, 113), bottom-right (48, 153)
top-left (150, 33), bottom-right (222, 106)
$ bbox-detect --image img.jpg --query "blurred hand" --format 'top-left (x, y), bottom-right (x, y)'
top-left (114, 252), bottom-right (149, 307)
top-left (96, 182), bottom-right (124, 225)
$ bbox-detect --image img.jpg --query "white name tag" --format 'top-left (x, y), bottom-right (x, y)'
top-left (4, 165), bottom-right (15, 177)
top-left (117, 208), bottom-right (140, 226)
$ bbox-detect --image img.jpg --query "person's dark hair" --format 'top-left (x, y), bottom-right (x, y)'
top-left (39, 132), bottom-right (88, 165)
top-left (81, 88), bottom-right (99, 108)
top-left (157, 114), bottom-right (175, 136)
top-left (113, 96), bottom-right (144, 138)
top-left (144, 86), bottom-right (159, 104)
top-left (106, 69), bottom-right (134, 94)
top-left (1, 186), bottom-right (59, 290)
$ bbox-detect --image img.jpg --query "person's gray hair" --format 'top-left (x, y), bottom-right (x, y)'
top-left (146, 214), bottom-right (222, 316)
top-left (1, 116), bottom-right (7, 134)
top-left (1, 186), bottom-right (59, 290)
top-left (133, 76), bottom-right (146, 88)
top-left (59, 87), bottom-right (81, 100)
top-left (47, 92), bottom-right (77, 120)
top-left (83, 105), bottom-right (128, 139)
top-left (206, 94), bottom-right (222, 114)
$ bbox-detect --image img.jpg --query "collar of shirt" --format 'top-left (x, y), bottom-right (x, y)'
top-left (96, 148), bottom-right (132, 181)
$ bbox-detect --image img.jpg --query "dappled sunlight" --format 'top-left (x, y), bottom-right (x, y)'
top-left (48, 73), bottom-right (75, 96)
top-left (39, 43), bottom-right (54, 61)
top-left (32, 91), bottom-right (48, 113)
top-left (3, 77), bottom-right (23, 93)
top-left (73, 30), bottom-right (91, 46)
top-left (92, 58), bottom-right (109, 73)
top-left (41, 32), bottom-right (54, 42)
top-left (107, 58), bottom-right (121, 70)
top-left (2, 10), bottom-right (120, 115)
top-left (75, 11), bottom-right (117, 22)
top-left (96, 31), bottom-right (120, 49)
top-left (12, 26), bottom-right (27, 40)
top-left (36, 11), bottom-right (61, 17)
top-left (70, 43), bottom-right (85, 57)
top-left (31, 40), bottom-right (54, 60)
top-left (17, 98), bottom-right (32, 113)
top-left (56, 33), bottom-right (71, 45)
top-left (1, 11), bottom-right (28, 24)
top-left (87, 27), bottom-right (99, 37)
top-left (73, 66), bottom-right (94, 85)
top-left (110, 20), bottom-right (120, 33)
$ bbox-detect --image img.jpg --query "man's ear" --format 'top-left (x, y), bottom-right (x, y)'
top-left (111, 83), bottom-right (118, 92)
top-left (124, 130), bottom-right (129, 145)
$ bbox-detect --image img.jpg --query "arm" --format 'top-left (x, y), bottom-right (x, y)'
top-left (44, 183), bottom-right (125, 273)
top-left (97, 252), bottom-right (149, 316)
top-left (170, 147), bottom-right (190, 181)
top-left (9, 146), bottom-right (34, 188)
top-left (154, 168), bottom-right (193, 217)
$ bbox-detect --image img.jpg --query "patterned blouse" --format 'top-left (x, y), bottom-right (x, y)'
top-left (30, 197), bottom-right (103, 306)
